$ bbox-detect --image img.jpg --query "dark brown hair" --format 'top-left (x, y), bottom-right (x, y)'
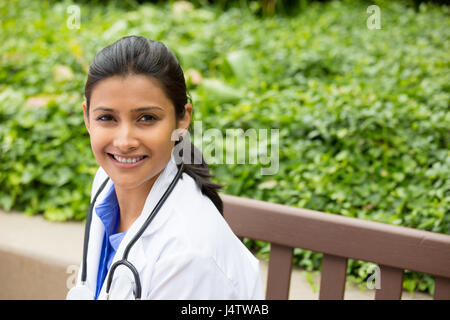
top-left (84, 35), bottom-right (223, 215)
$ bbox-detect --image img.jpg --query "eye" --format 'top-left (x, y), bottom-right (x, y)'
top-left (96, 114), bottom-right (114, 121)
top-left (139, 114), bottom-right (158, 122)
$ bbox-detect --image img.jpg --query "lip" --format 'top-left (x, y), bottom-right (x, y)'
top-left (107, 153), bottom-right (148, 169)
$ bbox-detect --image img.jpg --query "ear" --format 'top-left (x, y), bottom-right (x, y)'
top-left (82, 101), bottom-right (90, 135)
top-left (177, 103), bottom-right (193, 137)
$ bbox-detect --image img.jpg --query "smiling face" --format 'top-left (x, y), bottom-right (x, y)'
top-left (83, 74), bottom-right (192, 190)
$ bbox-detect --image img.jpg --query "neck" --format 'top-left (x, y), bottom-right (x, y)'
top-left (114, 173), bottom-right (161, 233)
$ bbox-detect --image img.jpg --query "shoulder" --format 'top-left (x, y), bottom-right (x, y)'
top-left (169, 172), bottom-right (256, 262)
top-left (167, 172), bottom-right (228, 252)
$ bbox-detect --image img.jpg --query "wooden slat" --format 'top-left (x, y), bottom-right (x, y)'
top-left (266, 243), bottom-right (293, 300)
top-left (375, 265), bottom-right (404, 300)
top-left (319, 254), bottom-right (347, 300)
top-left (434, 276), bottom-right (450, 300)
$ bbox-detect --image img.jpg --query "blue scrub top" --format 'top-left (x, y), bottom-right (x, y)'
top-left (94, 182), bottom-right (126, 300)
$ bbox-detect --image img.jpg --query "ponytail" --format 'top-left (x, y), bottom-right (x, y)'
top-left (174, 138), bottom-right (224, 216)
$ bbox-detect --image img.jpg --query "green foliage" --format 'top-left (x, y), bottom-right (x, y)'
top-left (1, 0), bottom-right (449, 294)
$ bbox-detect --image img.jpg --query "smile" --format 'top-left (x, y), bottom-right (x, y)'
top-left (107, 153), bottom-right (148, 168)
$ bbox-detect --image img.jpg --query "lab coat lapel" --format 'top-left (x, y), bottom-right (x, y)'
top-left (85, 178), bottom-right (114, 296)
top-left (97, 154), bottom-right (179, 300)
top-left (85, 213), bottom-right (104, 294)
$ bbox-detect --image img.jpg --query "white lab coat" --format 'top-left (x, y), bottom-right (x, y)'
top-left (74, 152), bottom-right (265, 299)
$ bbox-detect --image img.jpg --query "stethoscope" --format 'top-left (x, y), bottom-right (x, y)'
top-left (67, 161), bottom-right (185, 300)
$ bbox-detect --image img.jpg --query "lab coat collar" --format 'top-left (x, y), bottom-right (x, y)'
top-left (96, 152), bottom-right (181, 299)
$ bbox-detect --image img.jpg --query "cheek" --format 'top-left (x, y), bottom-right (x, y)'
top-left (90, 142), bottom-right (104, 164)
top-left (149, 120), bottom-right (178, 145)
top-left (89, 129), bottom-right (109, 157)
top-left (143, 126), bottom-right (176, 154)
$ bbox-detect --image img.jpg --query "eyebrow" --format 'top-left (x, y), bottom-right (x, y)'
top-left (93, 106), bottom-right (163, 113)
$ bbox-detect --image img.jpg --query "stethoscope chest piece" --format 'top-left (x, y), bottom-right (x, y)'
top-left (66, 284), bottom-right (94, 300)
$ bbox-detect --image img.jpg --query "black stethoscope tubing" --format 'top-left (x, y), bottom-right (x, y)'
top-left (81, 162), bottom-right (185, 300)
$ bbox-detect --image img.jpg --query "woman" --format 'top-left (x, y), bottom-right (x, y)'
top-left (71, 35), bottom-right (264, 299)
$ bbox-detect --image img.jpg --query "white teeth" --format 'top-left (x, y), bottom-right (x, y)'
top-left (112, 155), bottom-right (145, 163)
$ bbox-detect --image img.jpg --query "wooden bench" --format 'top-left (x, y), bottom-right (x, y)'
top-left (221, 194), bottom-right (450, 300)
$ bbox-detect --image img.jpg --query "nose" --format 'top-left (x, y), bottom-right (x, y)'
top-left (113, 123), bottom-right (139, 151)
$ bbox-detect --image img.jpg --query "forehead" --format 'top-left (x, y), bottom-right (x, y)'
top-left (90, 74), bottom-right (173, 111)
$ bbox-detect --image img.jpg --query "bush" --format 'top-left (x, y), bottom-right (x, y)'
top-left (0, 0), bottom-right (448, 294)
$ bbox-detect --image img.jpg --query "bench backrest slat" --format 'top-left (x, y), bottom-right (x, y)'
top-left (374, 265), bottom-right (404, 300)
top-left (266, 243), bottom-right (293, 300)
top-left (434, 276), bottom-right (450, 300)
top-left (319, 254), bottom-right (347, 300)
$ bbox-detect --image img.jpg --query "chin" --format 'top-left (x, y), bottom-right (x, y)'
top-left (114, 181), bottom-right (143, 190)
top-left (109, 169), bottom-right (160, 191)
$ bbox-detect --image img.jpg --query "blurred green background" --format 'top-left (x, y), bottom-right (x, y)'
top-left (0, 0), bottom-right (449, 294)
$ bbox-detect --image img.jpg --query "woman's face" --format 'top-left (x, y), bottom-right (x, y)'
top-left (83, 74), bottom-right (192, 190)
